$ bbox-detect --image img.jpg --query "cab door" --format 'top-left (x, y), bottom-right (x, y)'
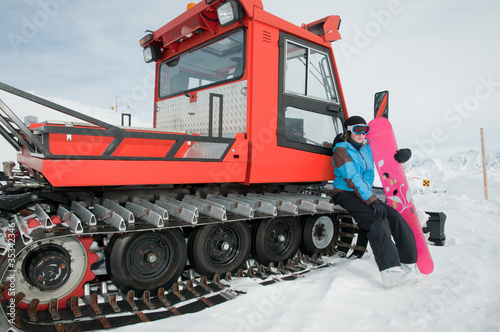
top-left (277, 33), bottom-right (344, 155)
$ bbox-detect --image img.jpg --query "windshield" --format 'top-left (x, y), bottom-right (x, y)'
top-left (159, 29), bottom-right (245, 98)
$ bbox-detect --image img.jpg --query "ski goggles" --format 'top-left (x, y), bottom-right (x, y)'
top-left (347, 124), bottom-right (370, 135)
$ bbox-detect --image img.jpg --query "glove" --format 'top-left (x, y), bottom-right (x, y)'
top-left (394, 148), bottom-right (412, 163)
top-left (370, 201), bottom-right (387, 219)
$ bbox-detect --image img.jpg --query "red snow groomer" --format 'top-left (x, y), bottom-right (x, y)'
top-left (0, 1), bottom-right (368, 330)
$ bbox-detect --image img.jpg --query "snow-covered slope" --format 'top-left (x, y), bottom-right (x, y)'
top-left (116, 153), bottom-right (500, 332)
top-left (406, 150), bottom-right (500, 202)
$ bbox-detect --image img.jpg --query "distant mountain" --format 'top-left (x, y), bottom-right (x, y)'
top-left (447, 150), bottom-right (500, 170)
top-left (407, 150), bottom-right (499, 174)
top-left (404, 150), bottom-right (500, 199)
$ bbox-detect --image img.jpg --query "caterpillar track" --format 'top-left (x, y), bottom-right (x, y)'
top-left (0, 191), bottom-right (368, 331)
top-left (3, 253), bottom-right (360, 332)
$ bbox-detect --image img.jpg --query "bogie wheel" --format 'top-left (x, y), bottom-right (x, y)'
top-left (301, 215), bottom-right (339, 256)
top-left (188, 222), bottom-right (251, 278)
top-left (252, 217), bottom-right (301, 266)
top-left (106, 229), bottom-right (186, 297)
top-left (10, 236), bottom-right (98, 311)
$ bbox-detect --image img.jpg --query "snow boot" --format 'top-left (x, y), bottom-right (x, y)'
top-left (380, 266), bottom-right (414, 290)
top-left (401, 263), bottom-right (424, 283)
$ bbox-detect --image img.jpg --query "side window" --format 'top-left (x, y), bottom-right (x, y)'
top-left (285, 44), bottom-right (307, 95)
top-left (284, 107), bottom-right (342, 147)
top-left (284, 41), bottom-right (338, 103)
top-left (308, 50), bottom-right (337, 101)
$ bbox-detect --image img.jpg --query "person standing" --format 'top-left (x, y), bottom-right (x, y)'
top-left (331, 115), bottom-right (421, 289)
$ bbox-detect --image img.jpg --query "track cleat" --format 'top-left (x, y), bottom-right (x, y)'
top-left (381, 266), bottom-right (414, 290)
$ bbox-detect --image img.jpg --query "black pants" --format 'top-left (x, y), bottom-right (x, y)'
top-left (333, 191), bottom-right (417, 271)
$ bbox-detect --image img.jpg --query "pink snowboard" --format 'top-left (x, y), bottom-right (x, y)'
top-left (367, 117), bottom-right (434, 274)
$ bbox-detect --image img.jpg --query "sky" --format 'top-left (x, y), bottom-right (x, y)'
top-left (1, 0), bottom-right (499, 161)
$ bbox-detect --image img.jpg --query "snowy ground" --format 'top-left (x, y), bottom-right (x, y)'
top-left (116, 155), bottom-right (500, 332)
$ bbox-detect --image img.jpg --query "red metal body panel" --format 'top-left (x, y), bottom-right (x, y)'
top-left (47, 134), bottom-right (115, 157)
top-left (19, 157), bottom-right (248, 187)
top-left (244, 8), bottom-right (337, 184)
top-left (111, 138), bottom-right (175, 158)
top-left (18, 128), bottom-right (249, 187)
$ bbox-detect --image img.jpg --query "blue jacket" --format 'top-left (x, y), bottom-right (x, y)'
top-left (332, 139), bottom-right (377, 204)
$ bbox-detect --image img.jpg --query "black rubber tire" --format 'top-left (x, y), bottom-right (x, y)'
top-left (106, 229), bottom-right (186, 297)
top-left (188, 222), bottom-right (251, 278)
top-left (301, 215), bottom-right (339, 256)
top-left (252, 217), bottom-right (301, 266)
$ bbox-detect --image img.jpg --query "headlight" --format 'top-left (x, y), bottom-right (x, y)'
top-left (217, 0), bottom-right (243, 27)
top-left (143, 45), bottom-right (162, 63)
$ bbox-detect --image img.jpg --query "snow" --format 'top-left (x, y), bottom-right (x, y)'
top-left (115, 152), bottom-right (500, 332)
top-left (407, 151), bottom-right (500, 202)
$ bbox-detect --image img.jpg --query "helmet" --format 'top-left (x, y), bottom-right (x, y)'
top-left (344, 116), bottom-right (367, 133)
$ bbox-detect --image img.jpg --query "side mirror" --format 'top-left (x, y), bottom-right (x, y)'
top-left (374, 90), bottom-right (389, 119)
